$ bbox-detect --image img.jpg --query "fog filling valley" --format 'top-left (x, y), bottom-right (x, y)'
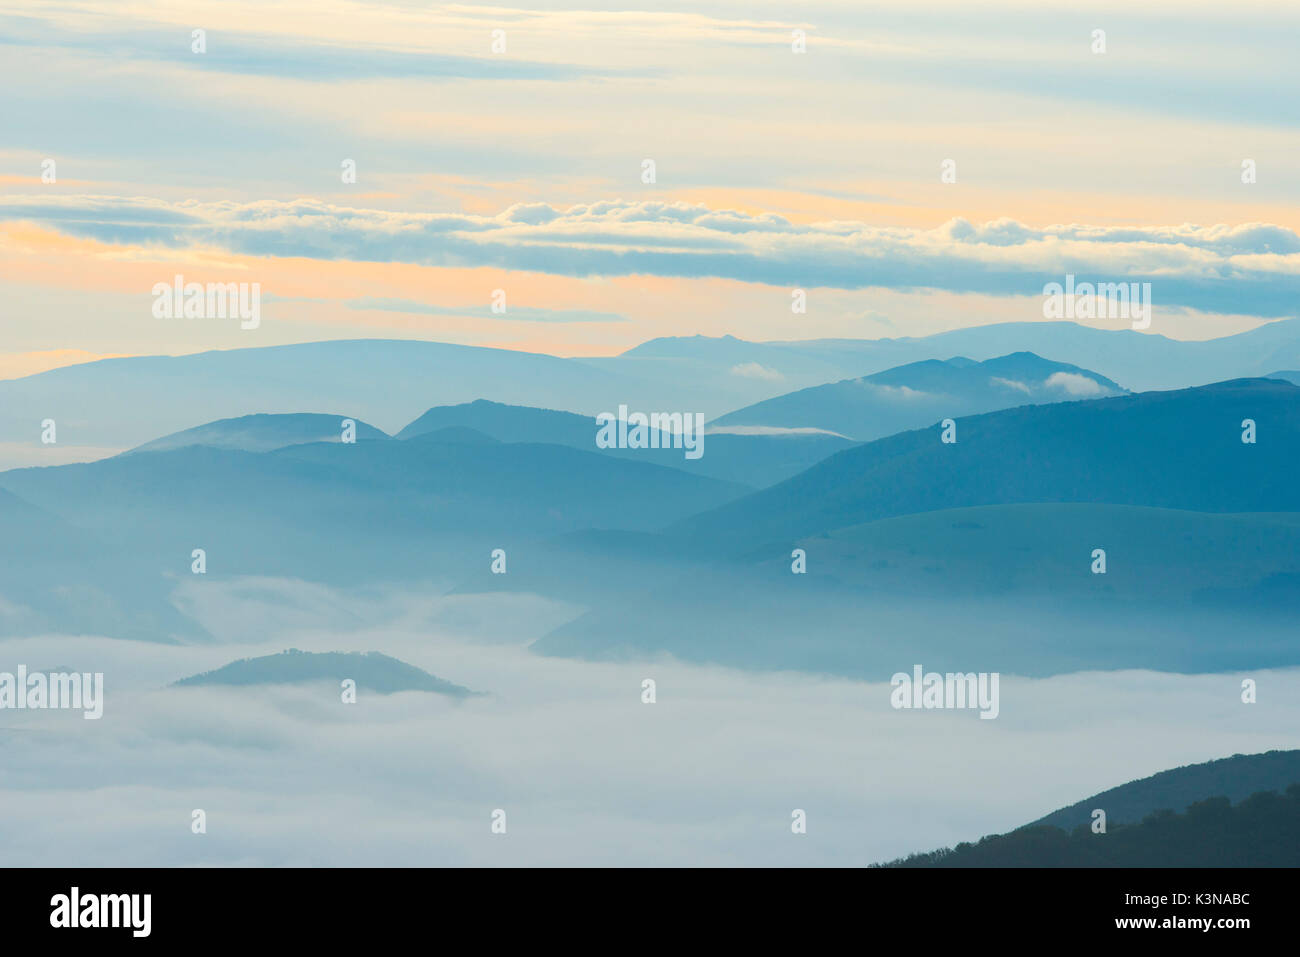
top-left (1, 579), bottom-right (1294, 866)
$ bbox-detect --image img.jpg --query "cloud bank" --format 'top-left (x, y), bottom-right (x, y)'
top-left (3, 195), bottom-right (1296, 317)
top-left (1, 581), bottom-right (1297, 866)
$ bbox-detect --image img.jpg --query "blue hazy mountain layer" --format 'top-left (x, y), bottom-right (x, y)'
top-left (0, 486), bottom-right (203, 641)
top-left (5, 378), bottom-right (1300, 678)
top-left (7, 320), bottom-right (1300, 468)
top-left (129, 412), bottom-right (391, 453)
top-left (0, 434), bottom-right (748, 635)
top-left (617, 318), bottom-right (1300, 394)
top-left (397, 398), bottom-right (853, 486)
top-left (710, 352), bottom-right (1125, 440)
top-left (678, 378), bottom-right (1300, 554)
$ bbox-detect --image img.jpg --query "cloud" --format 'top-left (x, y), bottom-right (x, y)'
top-left (990, 376), bottom-right (1032, 394)
top-left (728, 362), bottom-right (784, 381)
top-left (2, 195), bottom-right (1296, 317)
top-left (1045, 371), bottom-right (1106, 396)
top-left (707, 425), bottom-right (850, 438)
top-left (0, 580), bottom-right (1296, 866)
top-left (858, 382), bottom-right (930, 401)
top-left (0, 16), bottom-right (618, 83)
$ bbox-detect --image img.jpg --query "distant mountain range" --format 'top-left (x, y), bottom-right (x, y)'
top-left (711, 352), bottom-right (1125, 440)
top-left (679, 378), bottom-right (1300, 554)
top-left (535, 378), bottom-right (1300, 676)
top-left (5, 369), bottom-right (1300, 678)
top-left (604, 317), bottom-right (1300, 398)
top-left (6, 319), bottom-right (1300, 469)
top-left (0, 485), bottom-right (203, 642)
top-left (399, 398), bottom-right (854, 487)
top-left (0, 426), bottom-right (748, 639)
top-left (879, 750), bottom-right (1300, 867)
top-left (0, 338), bottom-right (642, 469)
top-left (131, 412), bottom-right (391, 454)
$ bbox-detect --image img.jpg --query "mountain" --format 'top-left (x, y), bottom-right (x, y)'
top-left (880, 787), bottom-right (1300, 867)
top-left (10, 319), bottom-right (1300, 472)
top-left (531, 505), bottom-right (1300, 677)
top-left (0, 338), bottom-right (660, 471)
top-left (0, 337), bottom-right (815, 471)
top-left (678, 378), bottom-right (1300, 554)
top-left (532, 381), bottom-right (1300, 677)
top-left (1265, 370), bottom-right (1300, 386)
top-left (604, 318), bottom-right (1300, 398)
top-left (0, 434), bottom-right (749, 637)
top-left (3, 437), bottom-right (746, 539)
top-left (1027, 750), bottom-right (1300, 831)
top-left (130, 412), bottom-right (390, 454)
top-left (174, 649), bottom-right (475, 696)
top-left (782, 504), bottom-right (1300, 609)
top-left (710, 352), bottom-right (1125, 440)
top-left (397, 398), bottom-right (854, 487)
top-left (0, 487), bottom-right (204, 641)
top-left (407, 426), bottom-right (502, 446)
top-left (578, 333), bottom-right (864, 408)
top-left (879, 750), bottom-right (1300, 867)
top-left (0, 485), bottom-right (50, 528)
top-left (400, 398), bottom-right (602, 444)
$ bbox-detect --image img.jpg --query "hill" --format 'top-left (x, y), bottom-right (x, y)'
top-left (10, 319), bottom-right (1300, 470)
top-left (880, 787), bottom-right (1300, 867)
top-left (0, 486), bottom-right (205, 641)
top-left (612, 318), bottom-right (1300, 397)
top-left (130, 412), bottom-right (390, 453)
top-left (397, 398), bottom-right (853, 487)
top-left (0, 337), bottom-right (786, 469)
top-left (174, 649), bottom-right (475, 696)
top-left (711, 352), bottom-right (1125, 440)
top-left (0, 434), bottom-right (748, 639)
top-left (678, 378), bottom-right (1300, 554)
top-left (1028, 749), bottom-right (1300, 831)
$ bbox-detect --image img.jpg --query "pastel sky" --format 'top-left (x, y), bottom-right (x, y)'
top-left (1, 0), bottom-right (1298, 378)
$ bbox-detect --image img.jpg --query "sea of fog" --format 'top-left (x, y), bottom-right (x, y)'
top-left (1, 578), bottom-right (1296, 866)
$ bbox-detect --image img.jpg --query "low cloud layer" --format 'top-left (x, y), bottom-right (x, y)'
top-left (1045, 371), bottom-right (1108, 396)
top-left (1, 579), bottom-right (1295, 866)
top-left (3, 196), bottom-right (1297, 317)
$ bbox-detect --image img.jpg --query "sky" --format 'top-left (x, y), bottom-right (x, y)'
top-left (1, 0), bottom-right (1298, 378)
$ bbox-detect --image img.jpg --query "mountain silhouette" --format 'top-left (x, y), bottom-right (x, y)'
top-left (534, 380), bottom-right (1300, 677)
top-left (8, 320), bottom-right (1300, 470)
top-left (679, 378), bottom-right (1300, 554)
top-left (711, 352), bottom-right (1125, 440)
top-left (1027, 749), bottom-right (1300, 831)
top-left (397, 398), bottom-right (853, 487)
top-left (879, 750), bottom-right (1300, 867)
top-left (174, 649), bottom-right (475, 696)
top-left (624, 318), bottom-right (1300, 395)
top-left (0, 434), bottom-right (749, 620)
top-left (130, 412), bottom-right (390, 454)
